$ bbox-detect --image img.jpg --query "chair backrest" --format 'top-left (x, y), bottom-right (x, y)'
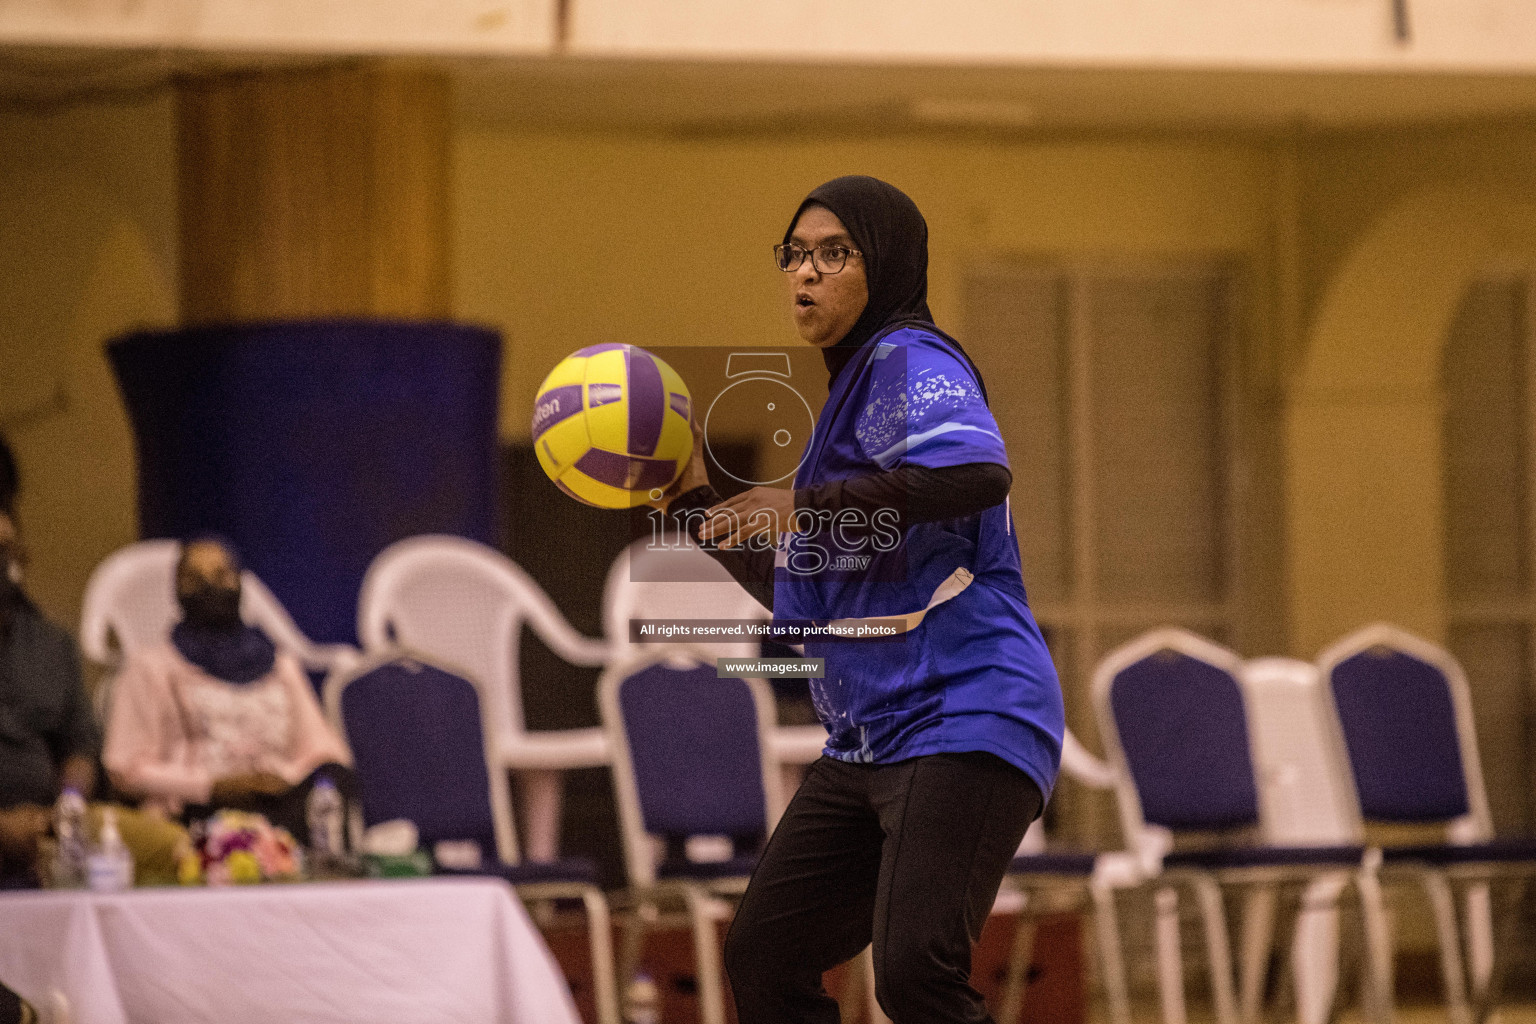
top-left (323, 649), bottom-right (517, 864)
top-left (80, 540), bottom-right (182, 666)
top-left (1318, 623), bottom-right (1492, 840)
top-left (80, 539), bottom-right (345, 671)
top-left (1094, 628), bottom-right (1259, 860)
top-left (1059, 728), bottom-right (1118, 790)
top-left (1238, 656), bottom-right (1364, 846)
top-left (602, 536), bottom-right (769, 660)
top-left (600, 647), bottom-right (783, 886)
top-left (357, 535), bottom-right (609, 744)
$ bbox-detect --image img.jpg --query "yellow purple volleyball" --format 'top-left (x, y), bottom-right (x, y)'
top-left (531, 344), bottom-right (693, 509)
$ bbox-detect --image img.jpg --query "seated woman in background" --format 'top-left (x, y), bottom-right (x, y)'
top-left (104, 537), bottom-right (353, 844)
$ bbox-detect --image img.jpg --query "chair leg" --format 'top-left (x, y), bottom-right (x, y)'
top-left (1191, 874), bottom-right (1240, 1024)
top-left (1091, 881), bottom-right (1133, 1024)
top-left (682, 885), bottom-right (727, 1024)
top-left (1264, 894), bottom-right (1302, 1024)
top-left (616, 904), bottom-right (651, 1019)
top-left (1462, 882), bottom-right (1494, 1011)
top-left (1472, 878), bottom-right (1529, 1024)
top-left (1292, 874), bottom-right (1347, 1024)
top-left (1355, 858), bottom-right (1396, 1024)
top-left (996, 898), bottom-right (1036, 1024)
top-left (515, 768), bottom-right (565, 863)
top-left (1420, 871), bottom-right (1472, 1024)
top-left (1238, 885), bottom-right (1278, 1024)
top-left (1156, 885), bottom-right (1189, 1024)
top-left (579, 886), bottom-right (622, 1024)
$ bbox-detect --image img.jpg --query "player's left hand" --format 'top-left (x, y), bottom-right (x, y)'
top-left (648, 417), bottom-right (709, 512)
top-left (699, 487), bottom-right (801, 549)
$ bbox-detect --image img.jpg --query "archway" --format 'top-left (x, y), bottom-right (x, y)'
top-left (1287, 183), bottom-right (1536, 655)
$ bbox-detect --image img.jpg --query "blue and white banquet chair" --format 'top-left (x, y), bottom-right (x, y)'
top-left (600, 644), bottom-right (784, 1024)
top-left (1320, 623), bottom-right (1536, 1024)
top-left (358, 535), bottom-right (612, 862)
top-left (994, 730), bottom-right (1139, 1024)
top-left (1094, 628), bottom-right (1392, 1024)
top-left (324, 649), bottom-right (620, 1024)
top-left (601, 536), bottom-right (829, 773)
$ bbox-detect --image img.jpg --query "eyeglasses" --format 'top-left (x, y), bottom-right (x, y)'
top-left (773, 243), bottom-right (863, 274)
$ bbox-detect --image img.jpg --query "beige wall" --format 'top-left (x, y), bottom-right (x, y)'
top-left (453, 131), bottom-right (1277, 436)
top-left (0, 95), bottom-right (178, 627)
top-left (454, 130), bottom-right (1290, 666)
top-left (1288, 130), bottom-right (1536, 655)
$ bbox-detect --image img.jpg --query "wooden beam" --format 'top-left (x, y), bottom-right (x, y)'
top-left (177, 62), bottom-right (451, 324)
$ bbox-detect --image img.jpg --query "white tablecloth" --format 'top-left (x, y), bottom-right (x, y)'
top-left (0, 877), bottom-right (581, 1024)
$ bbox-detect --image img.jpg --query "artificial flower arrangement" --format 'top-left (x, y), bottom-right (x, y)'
top-left (177, 810), bottom-right (304, 885)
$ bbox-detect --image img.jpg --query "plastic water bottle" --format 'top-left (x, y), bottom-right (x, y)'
top-left (624, 971), bottom-right (660, 1024)
top-left (52, 787), bottom-right (87, 888)
top-left (86, 807), bottom-right (134, 892)
top-left (306, 777), bottom-right (344, 861)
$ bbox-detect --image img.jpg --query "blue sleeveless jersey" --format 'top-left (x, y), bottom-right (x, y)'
top-left (775, 326), bottom-right (1064, 801)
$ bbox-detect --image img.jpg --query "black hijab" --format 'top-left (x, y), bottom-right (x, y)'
top-left (784, 175), bottom-right (983, 393)
top-left (171, 535), bottom-right (277, 685)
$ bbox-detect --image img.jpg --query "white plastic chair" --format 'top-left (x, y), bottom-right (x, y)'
top-left (81, 539), bottom-right (357, 672)
top-left (80, 539), bottom-right (182, 668)
top-left (1237, 657), bottom-right (1394, 1024)
top-left (601, 536), bottom-right (828, 767)
top-left (80, 540), bottom-right (359, 725)
top-left (1059, 728), bottom-right (1119, 791)
top-left (356, 534), bottom-right (610, 862)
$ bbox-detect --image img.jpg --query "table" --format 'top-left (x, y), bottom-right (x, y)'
top-left (0, 877), bottom-right (582, 1024)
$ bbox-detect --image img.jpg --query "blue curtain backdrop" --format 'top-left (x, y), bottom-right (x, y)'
top-left (109, 320), bottom-right (501, 646)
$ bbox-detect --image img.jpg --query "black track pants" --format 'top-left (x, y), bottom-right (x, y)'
top-left (724, 751), bottom-right (1043, 1023)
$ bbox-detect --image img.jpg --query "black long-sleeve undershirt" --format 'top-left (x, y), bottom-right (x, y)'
top-left (665, 461), bottom-right (1012, 611)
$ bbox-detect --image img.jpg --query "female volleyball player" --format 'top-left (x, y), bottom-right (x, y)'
top-left (657, 175), bottom-right (1064, 1023)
